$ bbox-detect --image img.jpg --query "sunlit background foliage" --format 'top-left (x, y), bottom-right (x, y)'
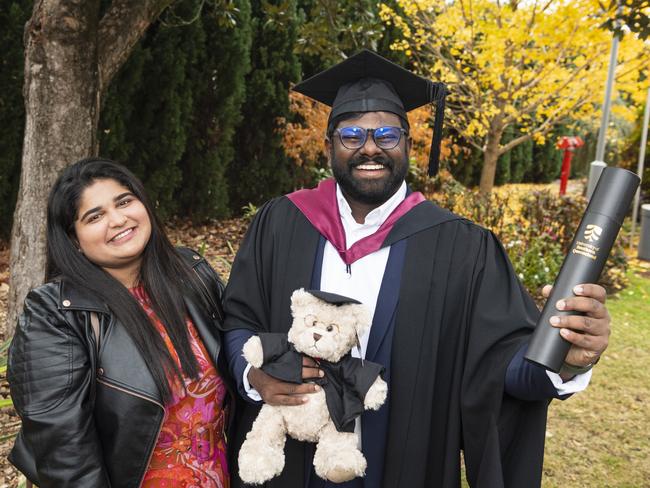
top-left (0, 0), bottom-right (648, 230)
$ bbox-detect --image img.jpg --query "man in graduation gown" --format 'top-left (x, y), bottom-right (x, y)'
top-left (221, 50), bottom-right (611, 488)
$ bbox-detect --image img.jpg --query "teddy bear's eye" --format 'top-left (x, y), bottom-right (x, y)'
top-left (327, 323), bottom-right (339, 332)
top-left (304, 314), bottom-right (318, 327)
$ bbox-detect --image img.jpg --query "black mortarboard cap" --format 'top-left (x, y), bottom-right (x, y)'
top-left (305, 290), bottom-right (362, 306)
top-left (293, 49), bottom-right (447, 176)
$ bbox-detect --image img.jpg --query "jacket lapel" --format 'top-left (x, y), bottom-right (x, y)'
top-left (365, 240), bottom-right (407, 362)
top-left (58, 280), bottom-right (110, 313)
top-left (383, 200), bottom-right (461, 248)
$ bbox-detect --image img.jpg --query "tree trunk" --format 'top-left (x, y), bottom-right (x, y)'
top-left (479, 123), bottom-right (505, 194)
top-left (7, 0), bottom-right (101, 337)
top-left (6, 0), bottom-right (174, 336)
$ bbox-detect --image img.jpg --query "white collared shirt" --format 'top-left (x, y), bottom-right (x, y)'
top-left (319, 182), bottom-right (408, 358)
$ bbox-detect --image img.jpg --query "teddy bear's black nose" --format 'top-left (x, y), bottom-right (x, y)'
top-left (313, 333), bottom-right (322, 342)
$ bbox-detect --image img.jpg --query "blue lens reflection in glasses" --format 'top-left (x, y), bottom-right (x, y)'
top-left (336, 126), bottom-right (407, 150)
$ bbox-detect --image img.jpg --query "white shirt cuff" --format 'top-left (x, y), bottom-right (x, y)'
top-left (545, 369), bottom-right (593, 396)
top-left (243, 363), bottom-right (262, 401)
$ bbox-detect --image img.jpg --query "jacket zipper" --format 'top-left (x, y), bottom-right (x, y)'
top-left (193, 267), bottom-right (224, 322)
top-left (96, 378), bottom-right (165, 488)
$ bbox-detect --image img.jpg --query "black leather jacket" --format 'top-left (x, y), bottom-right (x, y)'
top-left (8, 248), bottom-right (231, 488)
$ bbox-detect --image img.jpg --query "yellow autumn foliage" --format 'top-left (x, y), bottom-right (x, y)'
top-left (380, 0), bottom-right (649, 189)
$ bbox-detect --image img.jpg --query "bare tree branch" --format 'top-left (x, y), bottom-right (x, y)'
top-left (495, 0), bottom-right (504, 29)
top-left (502, 47), bottom-right (607, 127)
top-left (540, 0), bottom-right (554, 13)
top-left (98, 0), bottom-right (175, 93)
top-left (614, 52), bottom-right (650, 80)
top-left (160, 0), bottom-right (206, 27)
top-left (498, 93), bottom-right (590, 155)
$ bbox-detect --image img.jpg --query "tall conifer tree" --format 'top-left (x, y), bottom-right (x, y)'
top-left (100, 1), bottom-right (252, 219)
top-left (228, 0), bottom-right (301, 211)
top-left (178, 2), bottom-right (252, 219)
top-left (0, 2), bottom-right (30, 237)
top-left (100, 18), bottom-right (199, 217)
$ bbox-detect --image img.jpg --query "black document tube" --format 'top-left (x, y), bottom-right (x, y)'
top-left (525, 167), bottom-right (640, 372)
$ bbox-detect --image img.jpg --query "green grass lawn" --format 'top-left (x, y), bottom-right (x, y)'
top-left (543, 267), bottom-right (650, 487)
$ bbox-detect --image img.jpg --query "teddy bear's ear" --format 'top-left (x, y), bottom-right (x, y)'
top-left (290, 288), bottom-right (318, 313)
top-left (350, 304), bottom-right (372, 335)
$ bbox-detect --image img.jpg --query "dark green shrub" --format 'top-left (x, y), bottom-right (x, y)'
top-left (515, 190), bottom-right (629, 301)
top-left (433, 184), bottom-right (629, 303)
top-left (0, 1), bottom-right (30, 237)
top-left (177, 1), bottom-right (252, 220)
top-left (228, 0), bottom-right (301, 211)
top-left (495, 126), bottom-right (513, 186)
top-left (100, 1), bottom-right (252, 220)
top-left (526, 138), bottom-right (563, 183)
top-left (510, 138), bottom-right (534, 183)
top-left (506, 233), bottom-right (565, 302)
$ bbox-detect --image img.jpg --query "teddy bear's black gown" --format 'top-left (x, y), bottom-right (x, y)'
top-left (256, 333), bottom-right (384, 432)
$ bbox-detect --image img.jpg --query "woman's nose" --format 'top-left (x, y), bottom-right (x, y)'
top-left (108, 210), bottom-right (128, 227)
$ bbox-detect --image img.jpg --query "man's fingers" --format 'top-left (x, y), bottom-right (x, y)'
top-left (556, 296), bottom-right (607, 318)
top-left (558, 328), bottom-right (603, 351)
top-left (302, 366), bottom-right (324, 379)
top-left (572, 283), bottom-right (607, 304)
top-left (269, 391), bottom-right (312, 406)
top-left (302, 357), bottom-right (319, 368)
top-left (270, 381), bottom-right (318, 395)
top-left (302, 355), bottom-right (323, 379)
top-left (543, 283), bottom-right (607, 303)
top-left (549, 314), bottom-right (610, 336)
top-left (273, 395), bottom-right (309, 406)
top-left (266, 383), bottom-right (320, 406)
top-left (250, 367), bottom-right (322, 406)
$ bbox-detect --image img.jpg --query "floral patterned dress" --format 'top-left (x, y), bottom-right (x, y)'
top-left (130, 285), bottom-right (229, 488)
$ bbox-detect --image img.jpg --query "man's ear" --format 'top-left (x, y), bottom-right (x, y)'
top-left (325, 137), bottom-right (332, 163)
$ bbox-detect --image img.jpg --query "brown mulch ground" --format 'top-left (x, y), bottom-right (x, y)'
top-left (0, 242), bottom-right (19, 488)
top-left (0, 217), bottom-right (248, 487)
top-left (165, 216), bottom-right (248, 281)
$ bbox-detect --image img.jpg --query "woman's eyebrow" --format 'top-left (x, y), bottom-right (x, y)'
top-left (79, 205), bottom-right (102, 221)
top-left (79, 193), bottom-right (135, 221)
top-left (114, 192), bottom-right (134, 201)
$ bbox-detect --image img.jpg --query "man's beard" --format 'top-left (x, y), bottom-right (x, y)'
top-left (331, 150), bottom-right (408, 206)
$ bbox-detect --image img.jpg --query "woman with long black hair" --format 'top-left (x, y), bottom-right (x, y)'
top-left (8, 158), bottom-right (232, 488)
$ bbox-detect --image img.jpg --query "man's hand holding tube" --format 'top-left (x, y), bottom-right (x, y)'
top-left (542, 283), bottom-right (611, 381)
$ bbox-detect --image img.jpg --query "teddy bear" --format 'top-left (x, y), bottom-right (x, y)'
top-left (238, 288), bottom-right (388, 485)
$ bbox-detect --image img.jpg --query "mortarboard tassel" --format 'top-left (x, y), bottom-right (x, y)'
top-left (428, 82), bottom-right (447, 177)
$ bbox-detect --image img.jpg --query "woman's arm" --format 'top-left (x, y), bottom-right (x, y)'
top-left (8, 287), bottom-right (110, 487)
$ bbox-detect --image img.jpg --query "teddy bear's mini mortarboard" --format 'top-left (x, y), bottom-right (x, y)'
top-left (305, 290), bottom-right (361, 306)
top-left (292, 49), bottom-right (447, 176)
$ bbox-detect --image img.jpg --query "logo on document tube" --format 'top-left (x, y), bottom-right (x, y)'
top-left (584, 224), bottom-right (602, 242)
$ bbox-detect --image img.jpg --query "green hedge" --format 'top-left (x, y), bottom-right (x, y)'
top-left (227, 0), bottom-right (301, 211)
top-left (0, 1), bottom-right (30, 238)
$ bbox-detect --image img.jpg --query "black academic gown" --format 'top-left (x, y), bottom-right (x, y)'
top-left (222, 196), bottom-right (548, 488)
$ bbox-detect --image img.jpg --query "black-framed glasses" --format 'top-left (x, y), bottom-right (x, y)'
top-left (334, 126), bottom-right (408, 150)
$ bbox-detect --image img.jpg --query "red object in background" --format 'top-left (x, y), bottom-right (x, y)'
top-left (556, 136), bottom-right (585, 195)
